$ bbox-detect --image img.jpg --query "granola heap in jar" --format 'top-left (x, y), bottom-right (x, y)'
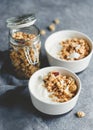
top-left (6, 14), bottom-right (41, 79)
top-left (58, 38), bottom-right (90, 60)
top-left (43, 71), bottom-right (78, 103)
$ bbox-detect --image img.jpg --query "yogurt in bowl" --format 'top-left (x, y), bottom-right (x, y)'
top-left (45, 30), bottom-right (93, 73)
top-left (28, 66), bottom-right (81, 115)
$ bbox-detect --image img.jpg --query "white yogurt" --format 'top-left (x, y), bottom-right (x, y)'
top-left (36, 82), bottom-right (50, 100)
top-left (75, 44), bottom-right (81, 50)
top-left (32, 75), bottom-right (57, 103)
top-left (34, 81), bottom-right (55, 103)
top-left (68, 52), bottom-right (80, 59)
top-left (50, 43), bottom-right (62, 59)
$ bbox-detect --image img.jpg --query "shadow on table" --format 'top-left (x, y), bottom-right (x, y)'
top-left (33, 107), bottom-right (73, 119)
top-left (0, 85), bottom-right (34, 111)
top-left (0, 50), bottom-right (15, 76)
top-left (0, 50), bottom-right (68, 120)
top-left (40, 53), bottom-right (49, 68)
top-left (0, 84), bottom-right (69, 120)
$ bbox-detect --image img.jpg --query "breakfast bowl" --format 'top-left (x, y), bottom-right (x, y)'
top-left (45, 30), bottom-right (93, 73)
top-left (28, 66), bottom-right (81, 115)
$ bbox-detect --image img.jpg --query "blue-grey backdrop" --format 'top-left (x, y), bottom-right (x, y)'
top-left (0, 0), bottom-right (93, 130)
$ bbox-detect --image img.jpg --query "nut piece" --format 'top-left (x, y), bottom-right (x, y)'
top-left (40, 29), bottom-right (46, 35)
top-left (54, 18), bottom-right (60, 24)
top-left (69, 84), bottom-right (77, 93)
top-left (76, 111), bottom-right (85, 118)
top-left (48, 24), bottom-right (55, 31)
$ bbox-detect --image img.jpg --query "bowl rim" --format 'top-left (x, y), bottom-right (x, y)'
top-left (45, 30), bottom-right (93, 63)
top-left (28, 66), bottom-right (81, 106)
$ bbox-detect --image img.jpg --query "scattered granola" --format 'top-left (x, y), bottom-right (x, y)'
top-left (43, 71), bottom-right (78, 103)
top-left (53, 18), bottom-right (60, 24)
top-left (48, 23), bottom-right (55, 31)
top-left (76, 111), bottom-right (85, 118)
top-left (40, 29), bottom-right (46, 35)
top-left (58, 38), bottom-right (90, 60)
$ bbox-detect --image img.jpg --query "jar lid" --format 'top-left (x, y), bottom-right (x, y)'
top-left (6, 13), bottom-right (36, 29)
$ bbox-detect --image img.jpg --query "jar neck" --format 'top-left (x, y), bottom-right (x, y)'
top-left (9, 25), bottom-right (40, 47)
top-left (9, 35), bottom-right (40, 48)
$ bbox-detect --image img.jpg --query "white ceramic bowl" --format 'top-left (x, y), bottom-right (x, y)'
top-left (45, 30), bottom-right (93, 73)
top-left (28, 66), bottom-right (81, 115)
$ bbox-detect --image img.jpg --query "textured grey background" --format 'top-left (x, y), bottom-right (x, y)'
top-left (0, 0), bottom-right (93, 130)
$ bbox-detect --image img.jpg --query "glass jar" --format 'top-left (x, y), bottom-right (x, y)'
top-left (6, 14), bottom-right (41, 79)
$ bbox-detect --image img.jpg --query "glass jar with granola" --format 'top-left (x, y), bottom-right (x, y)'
top-left (6, 14), bottom-right (41, 79)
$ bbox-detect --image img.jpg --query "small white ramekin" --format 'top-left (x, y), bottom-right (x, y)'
top-left (45, 30), bottom-right (93, 73)
top-left (28, 66), bottom-right (81, 115)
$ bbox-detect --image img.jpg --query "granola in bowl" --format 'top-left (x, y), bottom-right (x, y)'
top-left (43, 71), bottom-right (78, 103)
top-left (45, 30), bottom-right (93, 73)
top-left (58, 38), bottom-right (90, 61)
top-left (28, 66), bottom-right (81, 115)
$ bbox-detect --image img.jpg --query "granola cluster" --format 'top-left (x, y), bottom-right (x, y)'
top-left (12, 32), bottom-right (36, 41)
top-left (10, 32), bottom-right (41, 78)
top-left (43, 71), bottom-right (78, 103)
top-left (76, 111), bottom-right (85, 118)
top-left (59, 38), bottom-right (90, 60)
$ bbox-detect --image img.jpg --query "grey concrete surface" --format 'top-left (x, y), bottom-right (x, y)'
top-left (0, 0), bottom-right (93, 130)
